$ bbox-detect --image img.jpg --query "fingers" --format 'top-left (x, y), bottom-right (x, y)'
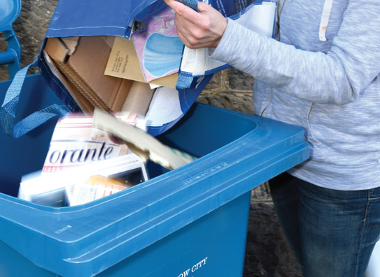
top-left (163, 0), bottom-right (227, 49)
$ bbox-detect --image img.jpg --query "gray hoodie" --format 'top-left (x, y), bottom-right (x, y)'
top-left (210, 0), bottom-right (380, 190)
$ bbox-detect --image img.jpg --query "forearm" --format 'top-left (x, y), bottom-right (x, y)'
top-left (210, 19), bottom-right (356, 105)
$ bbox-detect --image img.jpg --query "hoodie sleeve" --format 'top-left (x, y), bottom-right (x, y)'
top-left (210, 0), bottom-right (380, 105)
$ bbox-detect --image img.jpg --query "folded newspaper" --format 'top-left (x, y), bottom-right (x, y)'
top-left (41, 113), bottom-right (135, 174)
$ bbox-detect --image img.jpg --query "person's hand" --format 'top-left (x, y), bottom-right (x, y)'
top-left (163, 0), bottom-right (227, 49)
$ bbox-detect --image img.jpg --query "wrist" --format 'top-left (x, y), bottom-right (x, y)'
top-left (212, 17), bottom-right (228, 48)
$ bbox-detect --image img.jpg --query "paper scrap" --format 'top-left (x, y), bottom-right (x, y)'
top-left (93, 109), bottom-right (195, 170)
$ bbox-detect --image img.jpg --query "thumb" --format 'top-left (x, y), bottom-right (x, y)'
top-left (165, 0), bottom-right (198, 17)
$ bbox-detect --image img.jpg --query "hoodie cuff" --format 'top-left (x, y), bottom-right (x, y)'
top-left (208, 18), bottom-right (240, 61)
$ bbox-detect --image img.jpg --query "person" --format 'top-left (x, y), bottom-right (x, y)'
top-left (162, 0), bottom-right (380, 276)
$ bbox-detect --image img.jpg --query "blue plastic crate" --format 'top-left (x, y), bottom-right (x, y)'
top-left (0, 74), bottom-right (309, 276)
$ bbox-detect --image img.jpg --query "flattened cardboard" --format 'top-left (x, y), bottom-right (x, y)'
top-left (44, 36), bottom-right (132, 113)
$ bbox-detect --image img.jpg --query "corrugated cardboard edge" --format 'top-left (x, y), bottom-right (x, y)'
top-left (43, 50), bottom-right (94, 114)
top-left (44, 37), bottom-right (132, 113)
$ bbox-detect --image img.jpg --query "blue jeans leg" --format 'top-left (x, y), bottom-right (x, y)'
top-left (269, 172), bottom-right (380, 277)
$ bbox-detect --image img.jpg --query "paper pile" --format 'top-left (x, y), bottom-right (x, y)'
top-left (19, 154), bottom-right (148, 207)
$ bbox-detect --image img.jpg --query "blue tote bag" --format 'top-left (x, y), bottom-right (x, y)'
top-left (1, 0), bottom-right (277, 138)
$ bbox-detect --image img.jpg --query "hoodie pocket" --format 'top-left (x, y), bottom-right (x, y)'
top-left (307, 101), bottom-right (380, 167)
top-left (253, 81), bottom-right (272, 116)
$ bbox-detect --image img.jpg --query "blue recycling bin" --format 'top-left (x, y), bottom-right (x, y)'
top-left (0, 72), bottom-right (309, 277)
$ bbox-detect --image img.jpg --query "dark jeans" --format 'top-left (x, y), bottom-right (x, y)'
top-left (269, 172), bottom-right (380, 277)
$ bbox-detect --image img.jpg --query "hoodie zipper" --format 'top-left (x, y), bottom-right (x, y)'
top-left (276, 0), bottom-right (288, 41)
top-left (319, 0), bottom-right (334, 41)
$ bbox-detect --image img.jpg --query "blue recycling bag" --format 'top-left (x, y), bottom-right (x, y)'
top-left (1, 0), bottom-right (277, 138)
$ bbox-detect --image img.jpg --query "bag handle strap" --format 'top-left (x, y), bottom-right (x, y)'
top-left (174, 0), bottom-right (199, 89)
top-left (182, 0), bottom-right (199, 11)
top-left (0, 61), bottom-right (69, 138)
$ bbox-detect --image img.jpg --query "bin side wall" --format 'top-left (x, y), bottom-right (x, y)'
top-left (0, 240), bottom-right (56, 277)
top-left (96, 192), bottom-right (251, 277)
